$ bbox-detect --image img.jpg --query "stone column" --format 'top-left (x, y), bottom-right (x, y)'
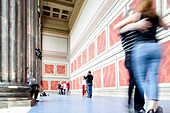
top-left (27, 0), bottom-right (35, 80)
top-left (27, 0), bottom-right (41, 85)
top-left (0, 0), bottom-right (31, 108)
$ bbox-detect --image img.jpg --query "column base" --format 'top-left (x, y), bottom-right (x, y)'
top-left (0, 83), bottom-right (32, 108)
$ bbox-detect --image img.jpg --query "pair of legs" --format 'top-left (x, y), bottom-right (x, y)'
top-left (63, 89), bottom-right (66, 95)
top-left (132, 42), bottom-right (161, 112)
top-left (87, 83), bottom-right (92, 98)
top-left (82, 85), bottom-right (85, 96)
top-left (125, 54), bottom-right (145, 111)
top-left (66, 88), bottom-right (69, 95)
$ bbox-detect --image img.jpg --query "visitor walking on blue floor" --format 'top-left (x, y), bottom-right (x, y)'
top-left (58, 82), bottom-right (61, 95)
top-left (115, 7), bottom-right (151, 113)
top-left (66, 81), bottom-right (70, 95)
top-left (84, 71), bottom-right (93, 98)
top-left (114, 0), bottom-right (169, 112)
top-left (63, 81), bottom-right (66, 95)
top-left (60, 82), bottom-right (63, 95)
top-left (82, 77), bottom-right (86, 96)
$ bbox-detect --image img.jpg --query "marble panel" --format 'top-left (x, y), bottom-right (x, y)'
top-left (42, 80), bottom-right (49, 90)
top-left (119, 59), bottom-right (129, 86)
top-left (103, 63), bottom-right (116, 87)
top-left (73, 79), bottom-right (75, 90)
top-left (71, 81), bottom-right (73, 90)
top-left (82, 49), bottom-right (87, 65)
top-left (93, 69), bottom-right (101, 88)
top-left (168, 0), bottom-right (170, 8)
top-left (97, 30), bottom-right (106, 55)
top-left (45, 64), bottom-right (54, 74)
top-left (51, 81), bottom-right (60, 90)
top-left (159, 41), bottom-right (170, 83)
top-left (79, 76), bottom-right (83, 89)
top-left (76, 78), bottom-right (80, 89)
top-left (57, 65), bottom-right (66, 74)
top-left (109, 13), bottom-right (123, 47)
top-left (88, 41), bottom-right (95, 61)
top-left (71, 63), bottom-right (73, 73)
top-left (78, 55), bottom-right (81, 68)
top-left (74, 59), bottom-right (77, 71)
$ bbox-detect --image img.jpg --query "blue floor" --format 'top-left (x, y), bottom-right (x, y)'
top-left (28, 94), bottom-right (170, 113)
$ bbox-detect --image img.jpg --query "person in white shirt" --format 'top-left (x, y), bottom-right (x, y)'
top-left (82, 78), bottom-right (86, 96)
top-left (63, 82), bottom-right (66, 95)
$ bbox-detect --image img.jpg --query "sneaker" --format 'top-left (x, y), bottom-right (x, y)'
top-left (135, 108), bottom-right (146, 113)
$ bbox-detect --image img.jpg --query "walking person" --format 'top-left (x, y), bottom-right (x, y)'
top-left (58, 82), bottom-right (61, 95)
top-left (82, 77), bottom-right (86, 97)
top-left (60, 82), bottom-right (63, 95)
top-left (63, 81), bottom-right (66, 95)
top-left (114, 0), bottom-right (169, 112)
top-left (84, 71), bottom-right (93, 98)
top-left (115, 8), bottom-right (152, 113)
top-left (66, 81), bottom-right (70, 95)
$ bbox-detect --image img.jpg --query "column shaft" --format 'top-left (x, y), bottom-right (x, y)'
top-left (0, 0), bottom-right (9, 82)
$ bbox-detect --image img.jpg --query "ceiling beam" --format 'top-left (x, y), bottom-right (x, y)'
top-left (43, 0), bottom-right (74, 9)
top-left (42, 27), bottom-right (69, 36)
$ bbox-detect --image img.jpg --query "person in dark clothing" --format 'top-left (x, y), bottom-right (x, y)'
top-left (29, 84), bottom-right (39, 101)
top-left (84, 71), bottom-right (93, 98)
top-left (58, 83), bottom-right (61, 95)
top-left (118, 8), bottom-right (151, 113)
top-left (114, 0), bottom-right (169, 112)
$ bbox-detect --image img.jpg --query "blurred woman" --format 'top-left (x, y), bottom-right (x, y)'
top-left (114, 0), bottom-right (169, 113)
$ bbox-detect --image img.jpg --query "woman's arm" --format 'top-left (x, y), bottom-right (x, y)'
top-left (114, 12), bottom-right (141, 29)
top-left (119, 18), bottom-right (152, 34)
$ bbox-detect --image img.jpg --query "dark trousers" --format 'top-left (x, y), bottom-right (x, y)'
top-left (61, 88), bottom-right (63, 95)
top-left (29, 84), bottom-right (39, 100)
top-left (63, 89), bottom-right (66, 95)
top-left (125, 54), bottom-right (145, 111)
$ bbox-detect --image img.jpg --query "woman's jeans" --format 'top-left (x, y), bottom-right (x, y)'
top-left (132, 42), bottom-right (161, 100)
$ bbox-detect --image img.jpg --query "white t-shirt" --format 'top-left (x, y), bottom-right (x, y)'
top-left (82, 80), bottom-right (86, 85)
top-left (63, 83), bottom-right (66, 89)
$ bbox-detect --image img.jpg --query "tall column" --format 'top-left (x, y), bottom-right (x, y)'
top-left (0, 0), bottom-right (31, 108)
top-left (27, 0), bottom-right (34, 79)
top-left (27, 0), bottom-right (41, 84)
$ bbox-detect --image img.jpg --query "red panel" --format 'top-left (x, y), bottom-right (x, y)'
top-left (88, 41), bottom-right (95, 61)
top-left (82, 49), bottom-right (87, 65)
top-left (93, 69), bottom-right (101, 88)
top-left (57, 65), bottom-right (66, 74)
top-left (119, 59), bottom-right (129, 86)
top-left (51, 81), bottom-right (60, 90)
top-left (71, 81), bottom-right (73, 90)
top-left (76, 78), bottom-right (80, 89)
top-left (42, 80), bottom-right (48, 90)
top-left (78, 55), bottom-right (81, 68)
top-left (79, 76), bottom-right (83, 89)
top-left (168, 0), bottom-right (170, 8)
top-left (71, 63), bottom-right (73, 73)
top-left (103, 63), bottom-right (116, 87)
top-left (45, 64), bottom-right (54, 74)
top-left (97, 30), bottom-right (106, 55)
top-left (109, 13), bottom-right (123, 47)
top-left (74, 59), bottom-right (77, 71)
top-left (73, 79), bottom-right (75, 90)
top-left (159, 41), bottom-right (170, 83)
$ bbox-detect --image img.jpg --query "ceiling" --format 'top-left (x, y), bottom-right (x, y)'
top-left (41, 0), bottom-right (85, 36)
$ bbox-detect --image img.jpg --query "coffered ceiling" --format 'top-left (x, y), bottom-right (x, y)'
top-left (41, 0), bottom-right (85, 36)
